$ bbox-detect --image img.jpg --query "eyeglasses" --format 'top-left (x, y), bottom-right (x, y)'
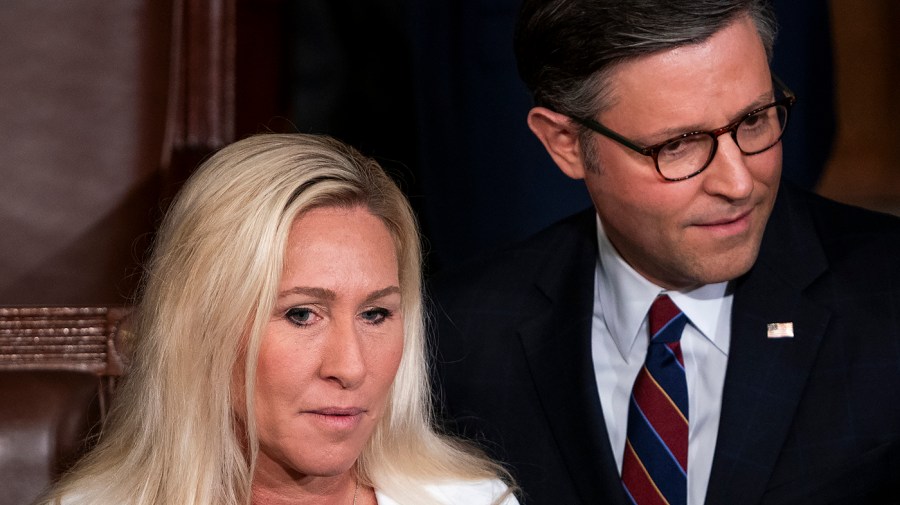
top-left (569, 76), bottom-right (797, 181)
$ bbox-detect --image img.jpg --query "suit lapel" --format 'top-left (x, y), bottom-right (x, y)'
top-left (517, 210), bottom-right (630, 505)
top-left (705, 186), bottom-right (832, 505)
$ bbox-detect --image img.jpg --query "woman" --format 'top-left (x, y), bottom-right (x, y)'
top-left (37, 134), bottom-right (517, 505)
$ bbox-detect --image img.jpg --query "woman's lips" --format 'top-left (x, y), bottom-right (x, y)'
top-left (304, 407), bottom-right (366, 430)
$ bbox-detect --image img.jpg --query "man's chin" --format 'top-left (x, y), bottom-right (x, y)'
top-left (692, 248), bottom-right (761, 286)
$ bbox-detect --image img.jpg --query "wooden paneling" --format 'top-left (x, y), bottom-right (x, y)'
top-left (0, 0), bottom-right (237, 304)
top-left (818, 1), bottom-right (900, 214)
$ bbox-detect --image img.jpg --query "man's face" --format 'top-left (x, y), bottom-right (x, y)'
top-left (583, 15), bottom-right (780, 290)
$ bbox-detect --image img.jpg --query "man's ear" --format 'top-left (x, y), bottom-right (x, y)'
top-left (527, 106), bottom-right (588, 180)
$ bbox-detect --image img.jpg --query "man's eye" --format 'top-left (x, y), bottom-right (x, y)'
top-left (744, 114), bottom-right (761, 125)
top-left (659, 135), bottom-right (705, 159)
top-left (661, 139), bottom-right (688, 155)
top-left (285, 307), bottom-right (315, 326)
top-left (741, 112), bottom-right (766, 129)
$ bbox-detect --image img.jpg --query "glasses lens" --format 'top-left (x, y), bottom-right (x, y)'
top-left (656, 134), bottom-right (715, 180)
top-left (735, 104), bottom-right (788, 154)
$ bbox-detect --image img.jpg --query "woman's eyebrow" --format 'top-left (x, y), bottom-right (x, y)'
top-left (363, 286), bottom-right (401, 305)
top-left (277, 285), bottom-right (400, 304)
top-left (277, 286), bottom-right (336, 300)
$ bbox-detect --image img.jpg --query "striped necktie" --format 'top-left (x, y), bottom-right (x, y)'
top-left (621, 294), bottom-right (689, 505)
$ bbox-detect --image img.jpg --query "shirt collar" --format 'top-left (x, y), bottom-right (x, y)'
top-left (594, 215), bottom-right (730, 361)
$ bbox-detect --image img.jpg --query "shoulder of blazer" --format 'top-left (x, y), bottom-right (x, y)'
top-left (427, 207), bottom-right (598, 350)
top-left (751, 182), bottom-right (900, 292)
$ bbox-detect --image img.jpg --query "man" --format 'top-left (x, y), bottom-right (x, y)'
top-left (430, 1), bottom-right (900, 504)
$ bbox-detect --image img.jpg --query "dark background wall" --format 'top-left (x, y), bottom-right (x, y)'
top-left (817, 1), bottom-right (900, 213)
top-left (274, 0), bottom-right (899, 274)
top-left (1, 0), bottom-right (897, 304)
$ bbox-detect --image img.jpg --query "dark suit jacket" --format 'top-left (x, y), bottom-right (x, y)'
top-left (430, 184), bottom-right (900, 504)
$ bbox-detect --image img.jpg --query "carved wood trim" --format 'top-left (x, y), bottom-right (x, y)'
top-left (163, 0), bottom-right (236, 173)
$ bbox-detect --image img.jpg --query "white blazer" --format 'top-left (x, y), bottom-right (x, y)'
top-left (375, 478), bottom-right (519, 505)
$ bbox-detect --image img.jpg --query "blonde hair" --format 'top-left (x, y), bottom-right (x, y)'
top-left (37, 134), bottom-right (512, 505)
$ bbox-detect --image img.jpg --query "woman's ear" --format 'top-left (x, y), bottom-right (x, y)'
top-left (527, 106), bottom-right (588, 180)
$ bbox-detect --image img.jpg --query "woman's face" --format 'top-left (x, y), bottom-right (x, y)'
top-left (253, 205), bottom-right (404, 484)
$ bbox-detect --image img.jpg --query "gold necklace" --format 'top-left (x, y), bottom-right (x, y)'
top-left (351, 476), bottom-right (360, 505)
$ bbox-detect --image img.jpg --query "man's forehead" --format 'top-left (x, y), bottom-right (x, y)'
top-left (598, 15), bottom-right (772, 128)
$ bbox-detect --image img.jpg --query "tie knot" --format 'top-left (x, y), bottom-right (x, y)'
top-left (649, 295), bottom-right (687, 344)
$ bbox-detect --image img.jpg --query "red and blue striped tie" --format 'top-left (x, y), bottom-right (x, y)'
top-left (621, 294), bottom-right (689, 505)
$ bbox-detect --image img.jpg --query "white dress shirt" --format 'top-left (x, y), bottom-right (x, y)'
top-left (591, 215), bottom-right (731, 505)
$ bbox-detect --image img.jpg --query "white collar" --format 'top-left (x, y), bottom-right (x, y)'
top-left (594, 214), bottom-right (731, 362)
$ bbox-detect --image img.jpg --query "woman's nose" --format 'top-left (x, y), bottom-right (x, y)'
top-left (318, 318), bottom-right (366, 389)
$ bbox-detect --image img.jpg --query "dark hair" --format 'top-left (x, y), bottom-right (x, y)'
top-left (514, 0), bottom-right (777, 117)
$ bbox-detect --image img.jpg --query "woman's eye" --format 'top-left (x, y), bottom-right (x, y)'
top-left (360, 308), bottom-right (391, 324)
top-left (285, 307), bottom-right (316, 326)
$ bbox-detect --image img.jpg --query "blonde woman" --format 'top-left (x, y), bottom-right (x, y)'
top-left (36, 134), bottom-right (518, 505)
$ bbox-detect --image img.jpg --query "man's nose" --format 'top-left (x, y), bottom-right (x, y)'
top-left (702, 134), bottom-right (754, 201)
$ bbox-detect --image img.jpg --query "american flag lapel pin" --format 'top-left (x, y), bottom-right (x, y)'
top-left (767, 322), bottom-right (794, 338)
